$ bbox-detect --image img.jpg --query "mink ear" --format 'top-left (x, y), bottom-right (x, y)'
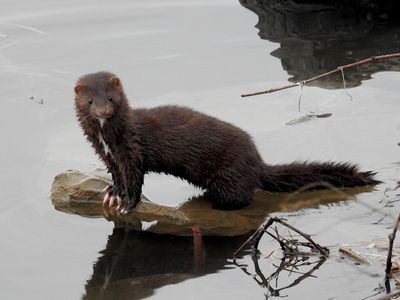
top-left (109, 77), bottom-right (120, 87)
top-left (75, 84), bottom-right (87, 94)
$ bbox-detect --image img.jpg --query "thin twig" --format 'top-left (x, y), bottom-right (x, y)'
top-left (385, 212), bottom-right (400, 287)
top-left (339, 67), bottom-right (353, 101)
top-left (374, 290), bottom-right (400, 300)
top-left (339, 246), bottom-right (368, 264)
top-left (266, 230), bottom-right (292, 254)
top-left (241, 53), bottom-right (400, 98)
top-left (233, 218), bottom-right (274, 257)
top-left (297, 82), bottom-right (304, 111)
top-left (272, 217), bottom-right (329, 256)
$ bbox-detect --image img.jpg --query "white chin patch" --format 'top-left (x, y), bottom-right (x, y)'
top-left (97, 118), bottom-right (105, 128)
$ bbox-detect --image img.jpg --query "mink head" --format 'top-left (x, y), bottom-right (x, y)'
top-left (74, 71), bottom-right (127, 123)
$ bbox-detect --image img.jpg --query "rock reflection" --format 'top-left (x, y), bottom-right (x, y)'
top-left (83, 229), bottom-right (247, 300)
top-left (240, 0), bottom-right (400, 88)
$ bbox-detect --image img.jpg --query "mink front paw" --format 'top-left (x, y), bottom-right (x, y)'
top-left (118, 197), bottom-right (139, 215)
top-left (102, 185), bottom-right (123, 208)
top-left (102, 186), bottom-right (139, 215)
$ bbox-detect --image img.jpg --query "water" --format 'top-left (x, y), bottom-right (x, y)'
top-left (0, 0), bottom-right (399, 299)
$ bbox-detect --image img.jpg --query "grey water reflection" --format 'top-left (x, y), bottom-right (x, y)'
top-left (83, 229), bottom-right (248, 300)
top-left (240, 0), bottom-right (400, 88)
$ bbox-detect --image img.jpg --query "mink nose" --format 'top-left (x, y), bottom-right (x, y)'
top-left (96, 107), bottom-right (112, 118)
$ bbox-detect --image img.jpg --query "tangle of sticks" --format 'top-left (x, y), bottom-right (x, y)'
top-left (241, 53), bottom-right (400, 98)
top-left (233, 216), bottom-right (329, 258)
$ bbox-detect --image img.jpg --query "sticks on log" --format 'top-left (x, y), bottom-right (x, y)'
top-left (233, 216), bottom-right (329, 258)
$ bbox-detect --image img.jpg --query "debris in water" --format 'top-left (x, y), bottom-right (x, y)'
top-left (286, 113), bottom-right (332, 125)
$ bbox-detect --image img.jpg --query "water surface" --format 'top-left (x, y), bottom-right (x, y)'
top-left (0, 0), bottom-right (399, 299)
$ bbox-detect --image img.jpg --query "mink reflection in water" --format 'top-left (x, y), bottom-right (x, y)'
top-left (82, 229), bottom-right (248, 300)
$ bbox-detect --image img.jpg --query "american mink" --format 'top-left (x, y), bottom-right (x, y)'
top-left (74, 71), bottom-right (379, 214)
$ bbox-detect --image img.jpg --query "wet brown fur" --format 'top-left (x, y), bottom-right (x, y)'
top-left (74, 72), bottom-right (379, 211)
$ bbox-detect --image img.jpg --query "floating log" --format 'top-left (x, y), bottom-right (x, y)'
top-left (51, 170), bottom-right (373, 236)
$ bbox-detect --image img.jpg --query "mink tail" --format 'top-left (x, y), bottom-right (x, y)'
top-left (259, 161), bottom-right (380, 192)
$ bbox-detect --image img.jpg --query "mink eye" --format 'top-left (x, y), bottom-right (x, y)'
top-left (108, 96), bottom-right (113, 102)
top-left (88, 99), bottom-right (93, 104)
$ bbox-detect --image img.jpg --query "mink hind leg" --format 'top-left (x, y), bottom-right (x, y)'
top-left (203, 160), bottom-right (261, 210)
top-left (205, 177), bottom-right (256, 210)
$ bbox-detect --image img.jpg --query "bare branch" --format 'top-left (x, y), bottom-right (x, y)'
top-left (241, 53), bottom-right (400, 98)
top-left (233, 217), bottom-right (274, 258)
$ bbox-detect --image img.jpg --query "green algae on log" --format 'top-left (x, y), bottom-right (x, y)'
top-left (51, 170), bottom-right (374, 237)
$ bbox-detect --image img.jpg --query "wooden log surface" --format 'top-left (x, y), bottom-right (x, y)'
top-left (51, 170), bottom-right (373, 236)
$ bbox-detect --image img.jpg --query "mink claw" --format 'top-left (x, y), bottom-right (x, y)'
top-left (118, 201), bottom-right (137, 215)
top-left (119, 205), bottom-right (130, 215)
top-left (102, 185), bottom-right (113, 193)
top-left (109, 195), bottom-right (117, 207)
top-left (102, 192), bottom-right (111, 206)
top-left (116, 196), bottom-right (123, 210)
